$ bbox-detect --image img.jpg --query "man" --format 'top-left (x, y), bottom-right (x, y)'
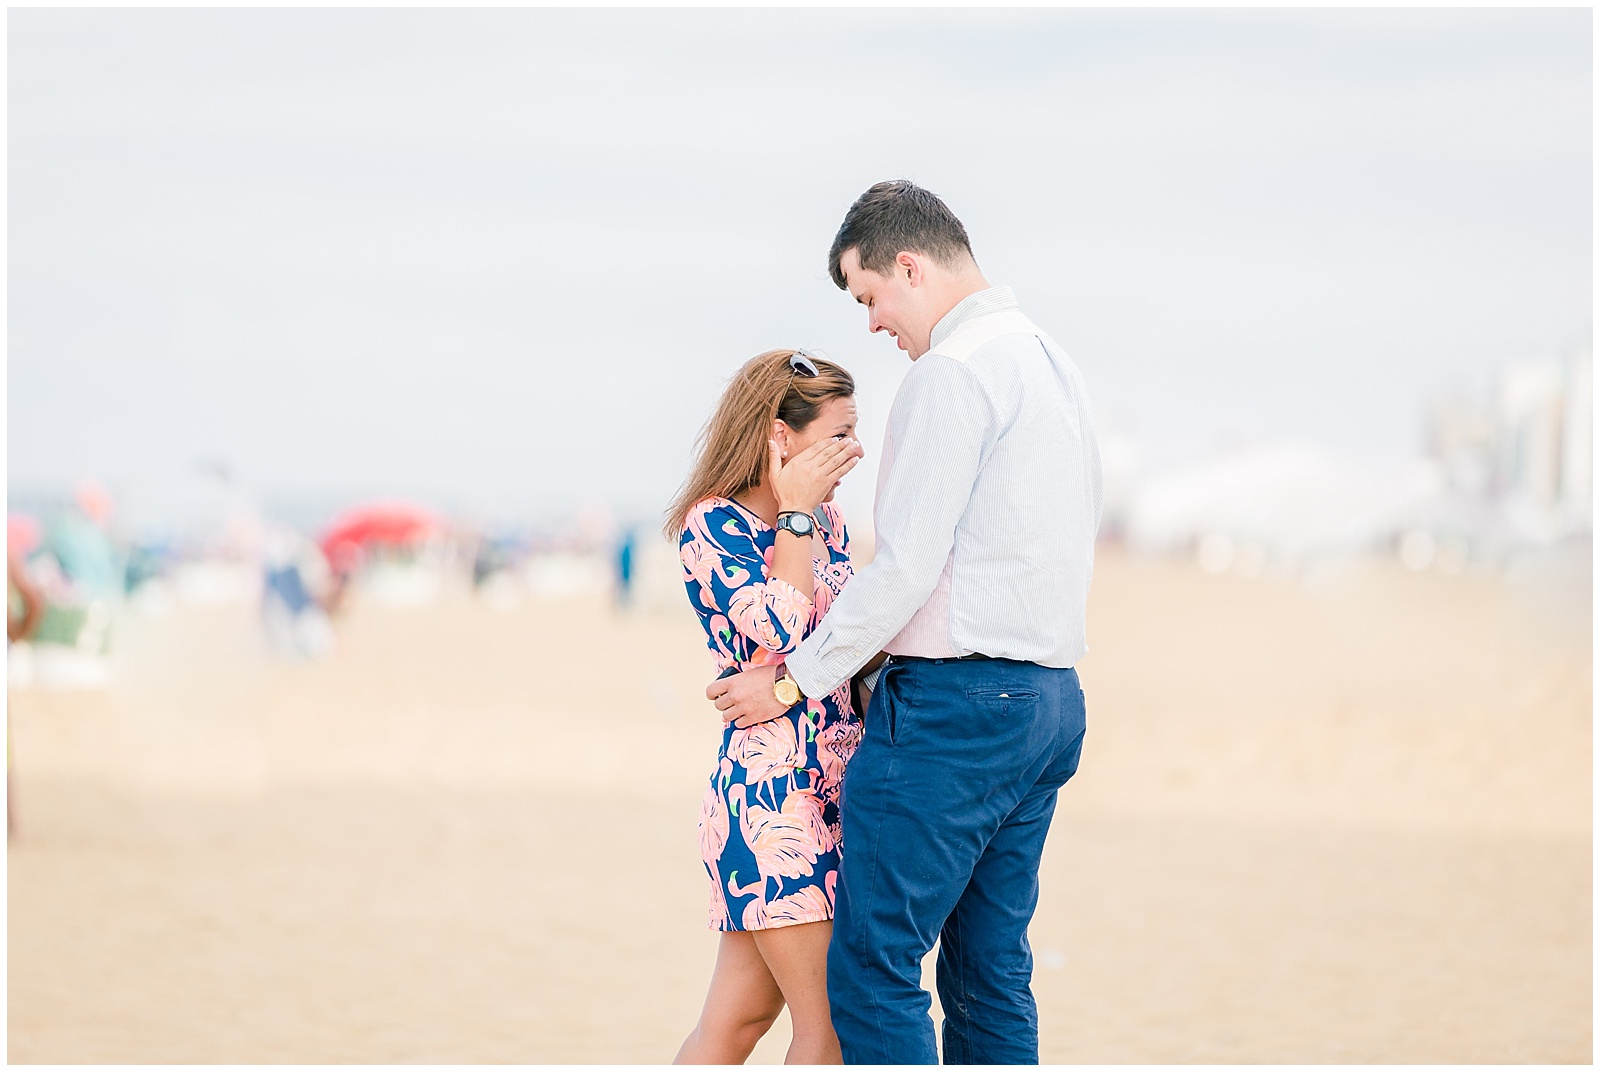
top-left (708, 180), bottom-right (1101, 1064)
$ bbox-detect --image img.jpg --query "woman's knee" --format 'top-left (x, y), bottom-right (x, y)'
top-left (722, 1009), bottom-right (782, 1052)
top-left (705, 993), bottom-right (784, 1040)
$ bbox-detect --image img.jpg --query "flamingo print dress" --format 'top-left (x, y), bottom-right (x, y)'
top-left (680, 496), bottom-right (863, 931)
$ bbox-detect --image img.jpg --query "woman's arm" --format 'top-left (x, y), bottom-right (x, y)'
top-left (766, 523), bottom-right (816, 602)
top-left (682, 439), bottom-right (859, 658)
top-left (767, 436), bottom-right (858, 598)
top-left (683, 505), bottom-right (811, 655)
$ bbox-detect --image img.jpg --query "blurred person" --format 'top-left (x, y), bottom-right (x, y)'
top-left (322, 545), bottom-right (357, 615)
top-left (21, 486), bottom-right (122, 664)
top-left (665, 348), bottom-right (868, 1065)
top-left (46, 484), bottom-right (121, 603)
top-left (710, 181), bottom-right (1102, 1064)
top-left (260, 523), bottom-right (334, 659)
top-left (122, 536), bottom-right (175, 597)
top-left (471, 531), bottom-right (512, 589)
top-left (470, 529), bottom-right (520, 610)
top-left (8, 544), bottom-right (46, 838)
top-left (8, 548), bottom-right (46, 645)
top-left (613, 526), bottom-right (636, 610)
top-left (74, 477), bottom-right (114, 530)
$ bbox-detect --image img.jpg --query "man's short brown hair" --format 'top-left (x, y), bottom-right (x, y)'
top-left (827, 180), bottom-right (975, 290)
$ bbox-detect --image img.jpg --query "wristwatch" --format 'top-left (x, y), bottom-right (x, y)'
top-left (773, 662), bottom-right (804, 707)
top-left (775, 511), bottom-right (816, 538)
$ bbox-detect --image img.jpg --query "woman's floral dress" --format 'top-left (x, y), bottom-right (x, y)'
top-left (680, 496), bottom-right (863, 931)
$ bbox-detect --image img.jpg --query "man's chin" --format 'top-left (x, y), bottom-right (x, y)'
top-left (888, 333), bottom-right (924, 359)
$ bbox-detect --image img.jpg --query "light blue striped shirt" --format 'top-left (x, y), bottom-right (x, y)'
top-left (787, 285), bottom-right (1103, 697)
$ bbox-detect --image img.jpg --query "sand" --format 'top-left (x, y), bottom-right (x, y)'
top-left (6, 549), bottom-right (1591, 1063)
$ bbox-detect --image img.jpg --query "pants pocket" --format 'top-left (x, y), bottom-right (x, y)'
top-left (963, 684), bottom-right (1041, 718)
top-left (881, 662), bottom-right (913, 746)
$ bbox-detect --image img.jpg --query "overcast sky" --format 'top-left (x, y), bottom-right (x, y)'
top-left (8, 8), bottom-right (1592, 532)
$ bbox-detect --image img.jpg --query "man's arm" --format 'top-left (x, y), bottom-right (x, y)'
top-left (710, 356), bottom-right (993, 724)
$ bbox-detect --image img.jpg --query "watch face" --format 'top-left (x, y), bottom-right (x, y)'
top-left (774, 677), bottom-right (801, 705)
top-left (781, 512), bottom-right (815, 536)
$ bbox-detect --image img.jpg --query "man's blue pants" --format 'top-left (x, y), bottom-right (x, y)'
top-left (827, 656), bottom-right (1086, 1064)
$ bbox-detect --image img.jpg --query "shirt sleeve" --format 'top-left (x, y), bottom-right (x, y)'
top-left (786, 355), bottom-right (994, 696)
top-left (680, 503), bottom-right (813, 655)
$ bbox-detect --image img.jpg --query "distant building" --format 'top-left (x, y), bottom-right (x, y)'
top-left (1558, 350), bottom-right (1592, 526)
top-left (1426, 392), bottom-right (1496, 496)
top-left (1420, 349), bottom-right (1592, 554)
top-left (1107, 350), bottom-right (1590, 575)
top-left (1492, 350), bottom-right (1591, 536)
top-left (1494, 359), bottom-right (1565, 506)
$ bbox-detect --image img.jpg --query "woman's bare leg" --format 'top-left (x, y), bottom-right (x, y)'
top-left (753, 920), bottom-right (842, 1065)
top-left (675, 931), bottom-right (786, 1064)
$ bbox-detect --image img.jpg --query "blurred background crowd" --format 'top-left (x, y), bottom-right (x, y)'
top-left (8, 483), bottom-right (673, 683)
top-left (7, 337), bottom-right (1591, 688)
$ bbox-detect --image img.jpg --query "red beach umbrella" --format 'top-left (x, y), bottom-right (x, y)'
top-left (319, 502), bottom-right (443, 570)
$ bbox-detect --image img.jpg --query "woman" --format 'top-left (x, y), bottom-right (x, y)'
top-left (665, 349), bottom-right (865, 1065)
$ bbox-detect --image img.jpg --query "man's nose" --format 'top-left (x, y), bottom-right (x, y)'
top-left (868, 310), bottom-right (884, 333)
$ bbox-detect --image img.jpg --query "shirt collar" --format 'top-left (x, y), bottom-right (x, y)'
top-left (928, 285), bottom-right (1018, 351)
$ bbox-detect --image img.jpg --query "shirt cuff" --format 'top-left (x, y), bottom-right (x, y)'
top-left (786, 643), bottom-right (833, 700)
top-left (859, 664), bottom-right (885, 694)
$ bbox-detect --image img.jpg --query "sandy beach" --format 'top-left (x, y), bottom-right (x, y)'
top-left (7, 549), bottom-right (1591, 1063)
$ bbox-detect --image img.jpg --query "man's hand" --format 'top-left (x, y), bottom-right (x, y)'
top-left (707, 664), bottom-right (790, 729)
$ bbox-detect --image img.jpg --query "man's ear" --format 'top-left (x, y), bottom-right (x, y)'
top-left (896, 250), bottom-right (924, 288)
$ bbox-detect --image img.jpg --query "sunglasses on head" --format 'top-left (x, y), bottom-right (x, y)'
top-left (789, 348), bottom-right (823, 377)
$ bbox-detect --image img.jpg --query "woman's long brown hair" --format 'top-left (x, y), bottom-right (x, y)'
top-left (663, 349), bottom-right (855, 540)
